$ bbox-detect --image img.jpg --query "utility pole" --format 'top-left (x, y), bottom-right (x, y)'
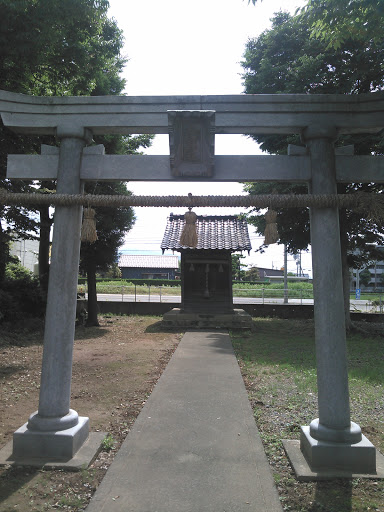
top-left (283, 245), bottom-right (288, 304)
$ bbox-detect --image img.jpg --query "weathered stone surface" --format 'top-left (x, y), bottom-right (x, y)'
top-left (300, 427), bottom-right (376, 474)
top-left (13, 417), bottom-right (89, 460)
top-left (162, 308), bottom-right (253, 329)
top-left (0, 432), bottom-right (105, 470)
top-left (168, 110), bottom-right (215, 177)
top-left (8, 152), bottom-right (384, 183)
top-left (1, 89), bottom-right (384, 135)
top-left (283, 439), bottom-right (384, 481)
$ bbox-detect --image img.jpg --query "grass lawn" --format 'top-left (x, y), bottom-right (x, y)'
top-left (231, 318), bottom-right (384, 512)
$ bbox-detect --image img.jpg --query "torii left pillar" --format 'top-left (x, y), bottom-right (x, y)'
top-left (12, 127), bottom-right (92, 461)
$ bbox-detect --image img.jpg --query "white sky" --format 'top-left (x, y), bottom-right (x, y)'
top-left (107, 0), bottom-right (312, 275)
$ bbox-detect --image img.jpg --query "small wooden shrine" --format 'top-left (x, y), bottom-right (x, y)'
top-left (161, 213), bottom-right (253, 328)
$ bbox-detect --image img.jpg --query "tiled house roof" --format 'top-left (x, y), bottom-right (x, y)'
top-left (161, 214), bottom-right (252, 252)
top-left (118, 254), bottom-right (179, 269)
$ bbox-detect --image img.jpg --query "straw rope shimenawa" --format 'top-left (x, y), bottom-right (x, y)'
top-left (179, 209), bottom-right (198, 248)
top-left (0, 190), bottom-right (383, 221)
top-left (81, 208), bottom-right (98, 243)
top-left (263, 209), bottom-right (279, 245)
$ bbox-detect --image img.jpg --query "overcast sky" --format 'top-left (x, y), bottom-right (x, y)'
top-left (107, 0), bottom-right (311, 275)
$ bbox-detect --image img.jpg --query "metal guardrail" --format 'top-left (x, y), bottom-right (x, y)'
top-left (78, 283), bottom-right (383, 313)
top-left (232, 287), bottom-right (313, 304)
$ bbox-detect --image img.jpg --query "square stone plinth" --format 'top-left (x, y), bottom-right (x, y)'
top-left (0, 431), bottom-right (105, 470)
top-left (300, 426), bottom-right (376, 474)
top-left (12, 416), bottom-right (89, 460)
top-left (282, 426), bottom-right (383, 480)
top-left (283, 439), bottom-right (384, 481)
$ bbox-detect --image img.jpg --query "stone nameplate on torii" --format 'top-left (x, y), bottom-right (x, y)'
top-left (168, 110), bottom-right (215, 178)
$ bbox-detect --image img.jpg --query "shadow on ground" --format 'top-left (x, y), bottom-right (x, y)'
top-left (312, 479), bottom-right (353, 512)
top-left (0, 466), bottom-right (39, 505)
top-left (75, 326), bottom-right (111, 340)
top-left (145, 320), bottom-right (184, 333)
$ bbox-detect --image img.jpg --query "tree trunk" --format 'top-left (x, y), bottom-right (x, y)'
top-left (86, 255), bottom-right (99, 327)
top-left (339, 212), bottom-right (353, 331)
top-left (38, 206), bottom-right (52, 294)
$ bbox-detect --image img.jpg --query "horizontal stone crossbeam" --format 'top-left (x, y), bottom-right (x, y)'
top-left (1, 90), bottom-right (384, 135)
top-left (7, 153), bottom-right (384, 183)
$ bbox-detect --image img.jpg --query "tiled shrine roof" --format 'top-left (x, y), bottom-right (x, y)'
top-left (161, 214), bottom-right (252, 252)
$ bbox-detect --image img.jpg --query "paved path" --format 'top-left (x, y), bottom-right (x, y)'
top-left (86, 331), bottom-right (282, 512)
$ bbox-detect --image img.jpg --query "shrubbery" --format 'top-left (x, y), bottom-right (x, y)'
top-left (0, 261), bottom-right (46, 323)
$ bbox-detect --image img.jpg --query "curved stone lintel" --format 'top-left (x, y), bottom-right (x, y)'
top-left (1, 90), bottom-right (384, 135)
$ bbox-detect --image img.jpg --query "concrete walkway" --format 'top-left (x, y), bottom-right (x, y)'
top-left (86, 331), bottom-right (282, 512)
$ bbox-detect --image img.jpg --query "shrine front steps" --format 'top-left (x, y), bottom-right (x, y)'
top-left (162, 308), bottom-right (253, 329)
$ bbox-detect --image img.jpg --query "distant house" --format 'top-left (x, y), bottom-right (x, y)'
top-left (257, 267), bottom-right (284, 280)
top-left (352, 245), bottom-right (384, 291)
top-left (118, 254), bottom-right (179, 280)
top-left (9, 238), bottom-right (39, 273)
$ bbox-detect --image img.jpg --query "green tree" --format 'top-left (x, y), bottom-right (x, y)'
top-left (0, 0), bottom-right (127, 285)
top-left (0, 0), bottom-right (155, 326)
top-left (0, 258), bottom-right (45, 323)
top-left (231, 253), bottom-right (247, 281)
top-left (80, 133), bottom-right (152, 327)
top-left (244, 265), bottom-right (260, 281)
top-left (359, 268), bottom-right (372, 288)
top-left (247, 0), bottom-right (384, 49)
top-left (80, 183), bottom-right (135, 327)
top-left (300, 0), bottom-right (384, 49)
top-left (241, 11), bottom-right (384, 329)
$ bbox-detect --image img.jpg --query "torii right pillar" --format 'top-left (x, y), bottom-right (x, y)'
top-left (300, 124), bottom-right (376, 474)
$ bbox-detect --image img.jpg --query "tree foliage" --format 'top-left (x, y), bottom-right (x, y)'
top-left (241, 11), bottom-right (384, 326)
top-left (231, 253), bottom-right (247, 280)
top-left (358, 268), bottom-right (372, 288)
top-left (0, 0), bottom-right (155, 327)
top-left (247, 0), bottom-right (384, 50)
top-left (300, 0), bottom-right (384, 49)
top-left (0, 259), bottom-right (45, 323)
top-left (0, 0), bottom-right (129, 284)
top-left (241, 10), bottom-right (384, 260)
top-left (244, 265), bottom-right (260, 281)
top-left (0, 0), bottom-right (124, 96)
top-left (80, 132), bottom-right (153, 326)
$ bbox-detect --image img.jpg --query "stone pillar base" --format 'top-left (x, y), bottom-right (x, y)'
top-left (13, 417), bottom-right (89, 461)
top-left (300, 426), bottom-right (376, 474)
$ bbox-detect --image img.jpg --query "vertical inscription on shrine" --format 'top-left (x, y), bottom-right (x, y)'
top-left (168, 110), bottom-right (215, 177)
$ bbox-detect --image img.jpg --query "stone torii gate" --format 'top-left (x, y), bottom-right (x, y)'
top-left (1, 89), bottom-right (383, 476)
